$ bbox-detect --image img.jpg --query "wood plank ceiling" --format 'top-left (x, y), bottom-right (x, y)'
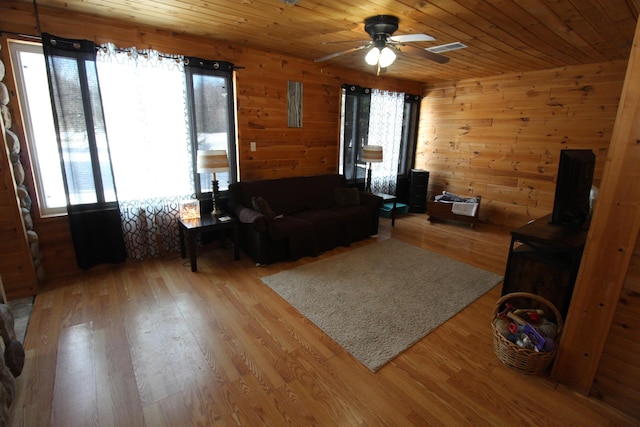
top-left (15, 0), bottom-right (640, 84)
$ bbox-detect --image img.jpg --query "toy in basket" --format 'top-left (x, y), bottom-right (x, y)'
top-left (492, 292), bottom-right (563, 375)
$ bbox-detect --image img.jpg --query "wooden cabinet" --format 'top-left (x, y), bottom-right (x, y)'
top-left (408, 169), bottom-right (429, 213)
top-left (501, 214), bottom-right (588, 319)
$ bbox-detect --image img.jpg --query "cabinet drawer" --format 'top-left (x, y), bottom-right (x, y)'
top-left (410, 174), bottom-right (428, 185)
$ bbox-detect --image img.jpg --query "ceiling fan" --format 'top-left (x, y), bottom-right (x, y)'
top-left (314, 15), bottom-right (450, 69)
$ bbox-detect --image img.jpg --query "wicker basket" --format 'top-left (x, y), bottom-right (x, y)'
top-left (492, 292), bottom-right (563, 375)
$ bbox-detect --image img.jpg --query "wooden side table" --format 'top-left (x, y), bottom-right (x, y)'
top-left (178, 214), bottom-right (239, 272)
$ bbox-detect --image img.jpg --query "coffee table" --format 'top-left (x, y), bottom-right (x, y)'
top-left (178, 214), bottom-right (239, 272)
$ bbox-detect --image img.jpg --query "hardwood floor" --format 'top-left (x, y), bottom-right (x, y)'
top-left (9, 215), bottom-right (638, 426)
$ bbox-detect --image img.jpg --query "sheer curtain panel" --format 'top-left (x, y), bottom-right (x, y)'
top-left (42, 33), bottom-right (126, 269)
top-left (367, 89), bottom-right (405, 194)
top-left (97, 44), bottom-right (192, 259)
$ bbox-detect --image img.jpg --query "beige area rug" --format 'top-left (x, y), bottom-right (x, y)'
top-left (262, 239), bottom-right (503, 371)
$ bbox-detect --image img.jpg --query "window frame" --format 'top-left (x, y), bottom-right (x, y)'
top-left (339, 85), bottom-right (371, 188)
top-left (339, 84), bottom-right (421, 191)
top-left (8, 41), bottom-right (240, 216)
top-left (9, 39), bottom-right (67, 217)
top-left (184, 58), bottom-right (238, 198)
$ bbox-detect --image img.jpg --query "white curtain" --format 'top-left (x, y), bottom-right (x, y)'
top-left (367, 89), bottom-right (404, 194)
top-left (97, 44), bottom-right (193, 259)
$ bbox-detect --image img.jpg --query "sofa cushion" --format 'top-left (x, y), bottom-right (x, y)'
top-left (292, 209), bottom-right (350, 251)
top-left (238, 179), bottom-right (305, 215)
top-left (334, 188), bottom-right (360, 207)
top-left (329, 204), bottom-right (376, 242)
top-left (268, 216), bottom-right (319, 259)
top-left (234, 174), bottom-right (348, 214)
top-left (252, 196), bottom-right (276, 219)
top-left (302, 174), bottom-right (347, 209)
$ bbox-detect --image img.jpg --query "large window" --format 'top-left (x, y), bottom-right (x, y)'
top-left (96, 44), bottom-right (192, 202)
top-left (339, 85), bottom-right (371, 187)
top-left (8, 39), bottom-right (238, 217)
top-left (340, 84), bottom-right (421, 194)
top-left (9, 41), bottom-right (66, 215)
top-left (185, 59), bottom-right (237, 195)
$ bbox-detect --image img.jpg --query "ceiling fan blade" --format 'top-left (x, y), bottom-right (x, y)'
top-left (399, 44), bottom-right (450, 64)
top-left (314, 44), bottom-right (369, 62)
top-left (390, 34), bottom-right (436, 43)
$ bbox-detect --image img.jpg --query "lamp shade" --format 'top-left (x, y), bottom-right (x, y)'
top-left (361, 145), bottom-right (383, 163)
top-left (197, 150), bottom-right (229, 173)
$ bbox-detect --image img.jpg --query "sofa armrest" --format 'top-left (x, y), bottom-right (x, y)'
top-left (359, 191), bottom-right (383, 208)
top-left (228, 201), bottom-right (269, 232)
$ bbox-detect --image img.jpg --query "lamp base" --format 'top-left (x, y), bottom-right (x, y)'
top-left (211, 176), bottom-right (224, 216)
top-left (365, 164), bottom-right (373, 193)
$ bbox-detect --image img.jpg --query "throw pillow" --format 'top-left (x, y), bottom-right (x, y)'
top-left (252, 196), bottom-right (276, 219)
top-left (335, 188), bottom-right (361, 207)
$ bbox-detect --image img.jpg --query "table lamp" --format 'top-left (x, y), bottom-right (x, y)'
top-left (197, 149), bottom-right (229, 216)
top-left (361, 145), bottom-right (383, 192)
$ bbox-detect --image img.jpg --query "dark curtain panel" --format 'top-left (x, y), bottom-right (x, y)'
top-left (42, 33), bottom-right (126, 269)
top-left (341, 84), bottom-right (371, 188)
top-left (399, 93), bottom-right (422, 177)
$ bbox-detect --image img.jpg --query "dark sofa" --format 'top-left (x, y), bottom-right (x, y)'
top-left (227, 174), bottom-right (382, 264)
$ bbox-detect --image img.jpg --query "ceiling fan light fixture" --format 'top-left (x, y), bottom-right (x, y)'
top-left (379, 47), bottom-right (396, 68)
top-left (316, 14), bottom-right (449, 66)
top-left (365, 47), bottom-right (380, 65)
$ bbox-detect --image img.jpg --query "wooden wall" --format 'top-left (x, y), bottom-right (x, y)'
top-left (0, 1), bottom-right (420, 279)
top-left (416, 61), bottom-right (627, 229)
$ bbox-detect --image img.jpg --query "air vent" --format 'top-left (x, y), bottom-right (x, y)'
top-left (426, 42), bottom-right (468, 54)
top-left (280, 0), bottom-right (301, 4)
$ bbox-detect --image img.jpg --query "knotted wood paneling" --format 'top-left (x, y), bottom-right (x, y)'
top-left (416, 60), bottom-right (627, 229)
